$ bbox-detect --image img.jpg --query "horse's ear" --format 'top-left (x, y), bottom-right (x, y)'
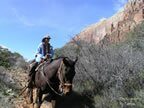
top-left (73, 57), bottom-right (78, 65)
top-left (63, 57), bottom-right (70, 66)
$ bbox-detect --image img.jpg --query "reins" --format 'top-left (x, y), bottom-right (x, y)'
top-left (19, 60), bottom-right (64, 96)
top-left (44, 59), bottom-right (64, 96)
top-left (20, 58), bottom-right (72, 96)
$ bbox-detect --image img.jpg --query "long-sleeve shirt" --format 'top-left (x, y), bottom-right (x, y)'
top-left (35, 43), bottom-right (54, 62)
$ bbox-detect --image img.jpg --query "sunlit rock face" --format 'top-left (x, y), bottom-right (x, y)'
top-left (74, 0), bottom-right (144, 43)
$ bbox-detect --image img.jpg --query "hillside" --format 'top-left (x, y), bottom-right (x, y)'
top-left (74, 0), bottom-right (144, 43)
top-left (0, 46), bottom-right (27, 69)
top-left (55, 20), bottom-right (144, 107)
top-left (0, 46), bottom-right (28, 108)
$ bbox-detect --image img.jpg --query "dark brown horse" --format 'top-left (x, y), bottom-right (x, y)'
top-left (27, 57), bottom-right (78, 108)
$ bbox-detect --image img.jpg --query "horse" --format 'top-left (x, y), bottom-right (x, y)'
top-left (27, 56), bottom-right (78, 108)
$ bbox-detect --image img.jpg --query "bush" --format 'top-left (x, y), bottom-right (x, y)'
top-left (0, 51), bottom-right (11, 68)
top-left (55, 22), bottom-right (144, 107)
top-left (0, 48), bottom-right (27, 69)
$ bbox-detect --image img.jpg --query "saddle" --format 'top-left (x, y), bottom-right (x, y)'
top-left (35, 59), bottom-right (53, 72)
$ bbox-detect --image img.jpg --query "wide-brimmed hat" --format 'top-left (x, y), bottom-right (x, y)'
top-left (42, 35), bottom-right (51, 42)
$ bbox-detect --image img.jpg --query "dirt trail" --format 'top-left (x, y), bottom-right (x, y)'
top-left (14, 90), bottom-right (53, 108)
top-left (10, 69), bottom-right (52, 108)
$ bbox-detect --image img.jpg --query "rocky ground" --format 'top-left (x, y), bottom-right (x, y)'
top-left (0, 66), bottom-right (28, 108)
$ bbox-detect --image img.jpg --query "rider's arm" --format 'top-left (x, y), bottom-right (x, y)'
top-left (35, 43), bottom-right (45, 62)
top-left (36, 43), bottom-right (45, 58)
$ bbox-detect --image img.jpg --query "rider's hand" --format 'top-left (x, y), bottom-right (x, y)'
top-left (35, 54), bottom-right (38, 58)
top-left (45, 54), bottom-right (50, 60)
top-left (41, 58), bottom-right (44, 63)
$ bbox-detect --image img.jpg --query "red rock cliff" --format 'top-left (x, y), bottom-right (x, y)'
top-left (74, 0), bottom-right (144, 43)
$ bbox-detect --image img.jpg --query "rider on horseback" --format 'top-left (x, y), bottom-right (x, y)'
top-left (28, 35), bottom-right (54, 88)
top-left (35, 35), bottom-right (54, 63)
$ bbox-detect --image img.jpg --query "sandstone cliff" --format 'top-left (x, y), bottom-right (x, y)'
top-left (74, 0), bottom-right (144, 43)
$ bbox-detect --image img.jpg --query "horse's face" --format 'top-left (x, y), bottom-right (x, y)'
top-left (61, 57), bottom-right (78, 95)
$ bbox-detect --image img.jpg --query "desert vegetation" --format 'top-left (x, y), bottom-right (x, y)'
top-left (55, 22), bottom-right (144, 108)
top-left (0, 47), bottom-right (28, 108)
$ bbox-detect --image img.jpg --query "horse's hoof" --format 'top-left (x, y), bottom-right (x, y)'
top-left (26, 97), bottom-right (33, 104)
top-left (28, 100), bottom-right (33, 104)
top-left (34, 103), bottom-right (40, 108)
top-left (27, 100), bottom-right (33, 104)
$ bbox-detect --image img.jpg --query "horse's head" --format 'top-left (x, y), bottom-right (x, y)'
top-left (59, 57), bottom-right (78, 95)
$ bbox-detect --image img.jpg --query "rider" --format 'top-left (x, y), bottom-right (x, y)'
top-left (35, 35), bottom-right (54, 63)
top-left (28, 35), bottom-right (54, 88)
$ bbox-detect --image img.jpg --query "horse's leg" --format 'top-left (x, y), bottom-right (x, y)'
top-left (26, 88), bottom-right (33, 104)
top-left (51, 100), bottom-right (56, 108)
top-left (27, 62), bottom-right (37, 104)
top-left (38, 89), bottom-right (43, 105)
top-left (51, 94), bottom-right (56, 108)
top-left (34, 88), bottom-right (42, 108)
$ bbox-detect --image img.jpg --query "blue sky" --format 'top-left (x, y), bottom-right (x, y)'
top-left (0, 0), bottom-right (127, 60)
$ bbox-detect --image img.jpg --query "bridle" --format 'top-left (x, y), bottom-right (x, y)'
top-left (44, 58), bottom-right (73, 96)
top-left (57, 59), bottom-right (73, 92)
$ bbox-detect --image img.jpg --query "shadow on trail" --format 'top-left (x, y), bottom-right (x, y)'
top-left (43, 91), bottom-right (95, 108)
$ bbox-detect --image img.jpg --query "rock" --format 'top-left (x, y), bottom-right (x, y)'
top-left (74, 0), bottom-right (144, 43)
